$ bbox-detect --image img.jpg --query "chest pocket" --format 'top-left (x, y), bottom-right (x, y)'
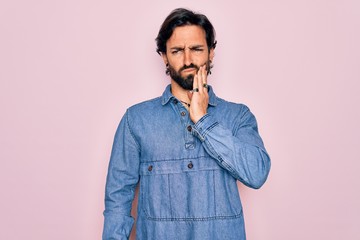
top-left (139, 157), bottom-right (243, 221)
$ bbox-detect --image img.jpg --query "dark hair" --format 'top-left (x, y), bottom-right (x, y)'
top-left (156, 8), bottom-right (217, 55)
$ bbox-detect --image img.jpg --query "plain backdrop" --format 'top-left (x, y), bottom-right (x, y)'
top-left (1, 0), bottom-right (359, 239)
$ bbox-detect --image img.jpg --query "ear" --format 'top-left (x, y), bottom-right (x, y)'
top-left (209, 48), bottom-right (215, 62)
top-left (161, 53), bottom-right (168, 65)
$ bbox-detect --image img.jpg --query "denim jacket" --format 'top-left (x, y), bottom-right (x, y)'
top-left (103, 85), bottom-right (271, 240)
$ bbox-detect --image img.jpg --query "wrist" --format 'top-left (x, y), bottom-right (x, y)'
top-left (191, 112), bottom-right (206, 123)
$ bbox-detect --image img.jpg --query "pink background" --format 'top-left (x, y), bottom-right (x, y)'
top-left (1, 0), bottom-right (359, 239)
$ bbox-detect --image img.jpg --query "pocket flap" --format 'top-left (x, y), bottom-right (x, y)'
top-left (139, 157), bottom-right (221, 175)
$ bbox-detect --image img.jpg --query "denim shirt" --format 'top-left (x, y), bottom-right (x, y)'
top-left (103, 85), bottom-right (271, 240)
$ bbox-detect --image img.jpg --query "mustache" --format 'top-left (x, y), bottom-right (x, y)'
top-left (180, 64), bottom-right (199, 72)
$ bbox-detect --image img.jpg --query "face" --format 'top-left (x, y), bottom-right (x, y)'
top-left (162, 25), bottom-right (214, 90)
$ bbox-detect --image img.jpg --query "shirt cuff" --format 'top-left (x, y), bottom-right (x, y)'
top-left (192, 113), bottom-right (219, 142)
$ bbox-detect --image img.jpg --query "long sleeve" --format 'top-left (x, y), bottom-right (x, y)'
top-left (103, 110), bottom-right (140, 240)
top-left (192, 106), bottom-right (271, 189)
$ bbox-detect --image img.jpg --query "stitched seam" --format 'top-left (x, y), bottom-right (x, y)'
top-left (144, 213), bottom-right (243, 222)
top-left (205, 139), bottom-right (242, 181)
top-left (125, 110), bottom-right (140, 151)
top-left (141, 155), bottom-right (210, 163)
top-left (168, 174), bottom-right (172, 218)
top-left (213, 170), bottom-right (217, 216)
top-left (202, 122), bottom-right (219, 137)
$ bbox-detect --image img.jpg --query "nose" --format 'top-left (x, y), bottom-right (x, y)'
top-left (183, 49), bottom-right (192, 66)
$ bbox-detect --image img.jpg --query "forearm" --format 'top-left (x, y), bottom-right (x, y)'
top-left (103, 170), bottom-right (138, 239)
top-left (103, 211), bottom-right (135, 240)
top-left (192, 113), bottom-right (271, 189)
top-left (103, 110), bottom-right (140, 239)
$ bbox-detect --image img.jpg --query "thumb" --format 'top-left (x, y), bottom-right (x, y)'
top-left (187, 91), bottom-right (193, 101)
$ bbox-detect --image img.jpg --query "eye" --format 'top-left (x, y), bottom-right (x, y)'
top-left (171, 49), bottom-right (183, 55)
top-left (190, 47), bottom-right (204, 53)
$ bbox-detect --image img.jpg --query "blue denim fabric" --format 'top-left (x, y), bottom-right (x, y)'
top-left (103, 85), bottom-right (271, 240)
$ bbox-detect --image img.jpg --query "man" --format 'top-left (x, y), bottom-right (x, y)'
top-left (103, 8), bottom-right (271, 240)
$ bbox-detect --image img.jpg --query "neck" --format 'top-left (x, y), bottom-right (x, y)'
top-left (170, 80), bottom-right (191, 103)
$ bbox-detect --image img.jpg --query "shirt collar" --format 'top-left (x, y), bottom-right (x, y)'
top-left (161, 84), bottom-right (218, 107)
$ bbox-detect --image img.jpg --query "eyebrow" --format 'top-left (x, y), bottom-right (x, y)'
top-left (170, 47), bottom-right (184, 51)
top-left (170, 44), bottom-right (205, 50)
top-left (189, 45), bottom-right (205, 49)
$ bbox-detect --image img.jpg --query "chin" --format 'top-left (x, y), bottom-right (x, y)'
top-left (182, 73), bottom-right (194, 79)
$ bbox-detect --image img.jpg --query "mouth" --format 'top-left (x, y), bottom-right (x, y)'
top-left (181, 68), bottom-right (197, 73)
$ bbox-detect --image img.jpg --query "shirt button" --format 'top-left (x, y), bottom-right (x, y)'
top-left (187, 125), bottom-right (192, 132)
top-left (173, 99), bottom-right (178, 104)
top-left (181, 111), bottom-right (186, 116)
top-left (188, 162), bottom-right (193, 169)
top-left (148, 165), bottom-right (153, 171)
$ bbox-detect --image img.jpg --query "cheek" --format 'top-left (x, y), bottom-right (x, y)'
top-left (168, 60), bottom-right (182, 71)
top-left (167, 63), bottom-right (181, 74)
top-left (194, 53), bottom-right (210, 64)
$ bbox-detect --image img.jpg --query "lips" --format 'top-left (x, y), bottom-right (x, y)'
top-left (182, 68), bottom-right (196, 73)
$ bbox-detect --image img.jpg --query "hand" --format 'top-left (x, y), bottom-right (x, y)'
top-left (187, 65), bottom-right (209, 123)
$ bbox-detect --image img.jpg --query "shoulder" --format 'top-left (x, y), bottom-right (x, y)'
top-left (123, 96), bottom-right (168, 128)
top-left (215, 96), bottom-right (251, 117)
top-left (213, 97), bottom-right (259, 132)
top-left (127, 96), bottom-right (162, 114)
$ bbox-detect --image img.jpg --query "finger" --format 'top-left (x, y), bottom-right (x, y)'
top-left (196, 66), bottom-right (202, 93)
top-left (187, 91), bottom-right (193, 100)
top-left (192, 73), bottom-right (199, 93)
top-left (202, 70), bottom-right (209, 92)
top-left (200, 65), bottom-right (208, 93)
top-left (202, 65), bottom-right (207, 88)
top-left (197, 65), bottom-right (204, 93)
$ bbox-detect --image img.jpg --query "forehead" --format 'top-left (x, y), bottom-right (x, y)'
top-left (167, 25), bottom-right (207, 47)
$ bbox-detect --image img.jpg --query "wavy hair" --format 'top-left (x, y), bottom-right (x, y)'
top-left (156, 8), bottom-right (217, 55)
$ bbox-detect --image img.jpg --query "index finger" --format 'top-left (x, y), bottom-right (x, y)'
top-left (200, 65), bottom-right (208, 90)
top-left (192, 72), bottom-right (199, 93)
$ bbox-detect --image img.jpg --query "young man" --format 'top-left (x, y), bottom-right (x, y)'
top-left (103, 8), bottom-right (271, 240)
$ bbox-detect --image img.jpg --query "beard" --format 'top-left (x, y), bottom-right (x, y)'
top-left (168, 60), bottom-right (211, 90)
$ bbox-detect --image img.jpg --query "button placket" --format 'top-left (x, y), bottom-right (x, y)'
top-left (187, 162), bottom-right (193, 169)
top-left (172, 98), bottom-right (195, 150)
top-left (187, 125), bottom-right (192, 132)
